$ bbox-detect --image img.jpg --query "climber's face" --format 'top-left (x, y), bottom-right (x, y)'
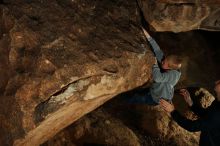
top-left (161, 59), bottom-right (170, 70)
top-left (214, 81), bottom-right (220, 101)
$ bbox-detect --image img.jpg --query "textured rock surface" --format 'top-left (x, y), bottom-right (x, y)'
top-left (45, 109), bottom-right (141, 146)
top-left (138, 0), bottom-right (220, 32)
top-left (1, 0), bottom-right (220, 146)
top-left (43, 30), bottom-right (220, 146)
top-left (0, 0), bottom-right (154, 145)
top-left (43, 87), bottom-right (214, 146)
top-left (138, 87), bottom-right (215, 146)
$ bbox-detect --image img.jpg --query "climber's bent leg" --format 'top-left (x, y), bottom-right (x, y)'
top-left (127, 91), bottom-right (157, 105)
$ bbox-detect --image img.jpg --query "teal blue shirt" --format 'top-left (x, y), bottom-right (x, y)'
top-left (147, 37), bottom-right (181, 103)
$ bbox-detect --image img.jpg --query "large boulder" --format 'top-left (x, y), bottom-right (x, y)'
top-left (0, 0), bottom-right (154, 145)
top-left (138, 0), bottom-right (220, 32)
top-left (1, 0), bottom-right (220, 145)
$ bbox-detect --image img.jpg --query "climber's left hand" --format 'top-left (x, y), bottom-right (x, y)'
top-left (159, 99), bottom-right (175, 113)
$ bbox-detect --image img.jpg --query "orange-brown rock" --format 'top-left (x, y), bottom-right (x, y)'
top-left (0, 0), bottom-right (220, 146)
top-left (138, 0), bottom-right (220, 32)
top-left (0, 0), bottom-right (154, 145)
top-left (48, 109), bottom-right (141, 146)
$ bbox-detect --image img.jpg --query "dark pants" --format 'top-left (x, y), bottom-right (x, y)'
top-left (127, 90), bottom-right (158, 106)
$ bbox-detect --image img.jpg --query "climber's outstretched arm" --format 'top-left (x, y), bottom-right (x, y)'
top-left (141, 27), bottom-right (164, 63)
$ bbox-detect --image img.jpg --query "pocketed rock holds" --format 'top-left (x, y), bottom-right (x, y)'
top-left (60, 109), bottom-right (141, 146)
top-left (0, 0), bottom-right (154, 145)
top-left (0, 0), bottom-right (219, 145)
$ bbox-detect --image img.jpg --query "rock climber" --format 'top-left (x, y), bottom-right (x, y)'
top-left (128, 27), bottom-right (182, 105)
top-left (160, 80), bottom-right (220, 146)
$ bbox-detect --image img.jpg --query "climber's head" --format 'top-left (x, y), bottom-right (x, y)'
top-left (161, 55), bottom-right (182, 70)
top-left (214, 80), bottom-right (220, 101)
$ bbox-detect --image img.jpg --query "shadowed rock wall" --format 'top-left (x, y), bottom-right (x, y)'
top-left (1, 0), bottom-right (220, 145)
top-left (0, 0), bottom-right (154, 145)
